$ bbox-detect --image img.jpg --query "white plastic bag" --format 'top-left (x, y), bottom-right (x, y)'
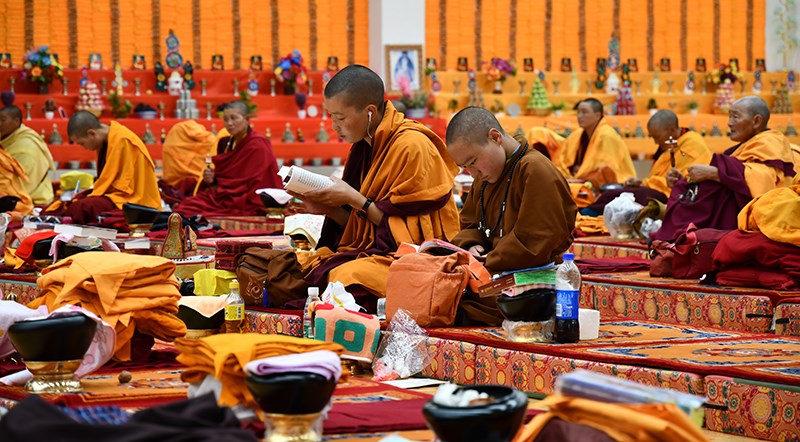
top-left (603, 192), bottom-right (643, 239)
top-left (322, 281), bottom-right (364, 312)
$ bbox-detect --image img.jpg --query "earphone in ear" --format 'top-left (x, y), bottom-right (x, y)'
top-left (368, 111), bottom-right (373, 118)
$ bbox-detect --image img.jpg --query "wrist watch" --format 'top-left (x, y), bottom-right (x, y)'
top-left (356, 198), bottom-right (373, 218)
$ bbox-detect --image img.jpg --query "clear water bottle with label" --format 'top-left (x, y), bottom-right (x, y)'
top-left (224, 279), bottom-right (244, 333)
top-left (555, 253), bottom-right (581, 343)
top-left (303, 287), bottom-right (320, 339)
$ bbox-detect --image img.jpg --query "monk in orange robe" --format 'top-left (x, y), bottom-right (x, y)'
top-left (296, 65), bottom-right (460, 312)
top-left (0, 148), bottom-right (33, 219)
top-left (161, 120), bottom-right (217, 188)
top-left (525, 126), bottom-right (565, 160)
top-left (654, 96), bottom-right (795, 240)
top-left (44, 111), bottom-right (161, 224)
top-left (558, 98), bottom-right (636, 188)
top-left (625, 110), bottom-right (712, 197)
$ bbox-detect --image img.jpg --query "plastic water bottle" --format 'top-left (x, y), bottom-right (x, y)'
top-left (224, 279), bottom-right (244, 333)
top-left (555, 253), bottom-right (581, 343)
top-left (303, 287), bottom-right (320, 339)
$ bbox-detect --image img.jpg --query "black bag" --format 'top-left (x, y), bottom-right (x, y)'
top-left (235, 247), bottom-right (307, 307)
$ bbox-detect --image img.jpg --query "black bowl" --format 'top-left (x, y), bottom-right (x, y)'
top-left (422, 385), bottom-right (528, 442)
top-left (122, 202), bottom-right (160, 226)
top-left (496, 288), bottom-right (556, 322)
top-left (177, 304), bottom-right (224, 330)
top-left (7, 312), bottom-right (96, 362)
top-left (245, 372), bottom-right (336, 414)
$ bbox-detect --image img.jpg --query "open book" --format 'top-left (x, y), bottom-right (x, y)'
top-left (277, 166), bottom-right (334, 194)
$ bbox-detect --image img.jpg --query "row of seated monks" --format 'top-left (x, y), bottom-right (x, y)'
top-left (1, 65), bottom-right (798, 326)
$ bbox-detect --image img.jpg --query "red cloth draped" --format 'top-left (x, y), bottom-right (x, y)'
top-left (711, 230), bottom-right (800, 290)
top-left (174, 130), bottom-right (281, 217)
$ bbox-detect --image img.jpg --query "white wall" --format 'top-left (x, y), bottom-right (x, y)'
top-left (368, 0), bottom-right (426, 86)
top-left (765, 0), bottom-right (800, 71)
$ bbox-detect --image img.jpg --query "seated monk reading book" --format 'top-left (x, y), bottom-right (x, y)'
top-left (446, 107), bottom-right (577, 325)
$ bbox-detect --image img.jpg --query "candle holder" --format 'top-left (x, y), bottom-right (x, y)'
top-left (100, 78), bottom-right (108, 95)
top-left (270, 78), bottom-right (276, 97)
top-left (8, 77), bottom-right (15, 94)
top-left (633, 80), bottom-right (642, 96)
top-left (552, 80), bottom-right (560, 95)
top-left (308, 78), bottom-right (314, 97)
top-left (585, 80), bottom-right (593, 95)
top-left (133, 78), bottom-right (141, 96)
top-left (232, 78), bottom-right (239, 97)
top-left (668, 101), bottom-right (677, 111)
top-left (740, 79), bottom-right (747, 94)
top-left (770, 80), bottom-right (778, 94)
top-left (453, 79), bottom-right (461, 96)
top-left (518, 80), bottom-right (527, 96)
top-left (24, 102), bottom-right (32, 121)
top-left (666, 80), bottom-right (674, 95)
top-left (62, 78), bottom-right (69, 96)
top-left (701, 79), bottom-right (707, 95)
top-left (206, 102), bottom-right (213, 121)
top-left (158, 102), bottom-right (166, 120)
top-left (200, 79), bottom-right (207, 96)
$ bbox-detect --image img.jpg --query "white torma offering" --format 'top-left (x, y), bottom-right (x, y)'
top-left (432, 383), bottom-right (493, 407)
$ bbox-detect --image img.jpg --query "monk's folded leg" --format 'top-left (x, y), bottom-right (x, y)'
top-left (64, 195), bottom-right (117, 224)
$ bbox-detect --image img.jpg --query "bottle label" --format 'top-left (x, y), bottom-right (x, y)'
top-left (225, 304), bottom-right (243, 321)
top-left (555, 289), bottom-right (579, 319)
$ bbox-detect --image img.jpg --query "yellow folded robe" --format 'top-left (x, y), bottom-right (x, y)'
top-left (29, 252), bottom-right (186, 361)
top-left (514, 395), bottom-right (708, 442)
top-left (175, 334), bottom-right (344, 410)
top-left (738, 184), bottom-right (800, 246)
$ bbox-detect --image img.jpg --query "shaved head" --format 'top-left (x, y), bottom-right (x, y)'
top-left (0, 105), bottom-right (22, 122)
top-left (224, 100), bottom-right (250, 116)
top-left (734, 96), bottom-right (770, 129)
top-left (67, 110), bottom-right (102, 138)
top-left (574, 98), bottom-right (604, 114)
top-left (647, 110), bottom-right (679, 131)
top-left (446, 106), bottom-right (505, 147)
top-left (324, 64), bottom-right (385, 110)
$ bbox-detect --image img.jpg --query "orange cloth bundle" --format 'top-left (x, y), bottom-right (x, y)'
top-left (29, 252), bottom-right (186, 361)
top-left (574, 214), bottom-right (608, 235)
top-left (174, 334), bottom-right (345, 409)
top-left (515, 395), bottom-right (708, 442)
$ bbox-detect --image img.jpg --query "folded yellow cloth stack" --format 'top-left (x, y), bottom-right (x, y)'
top-left (174, 334), bottom-right (344, 409)
top-left (29, 252), bottom-right (186, 361)
top-left (575, 214), bottom-right (609, 235)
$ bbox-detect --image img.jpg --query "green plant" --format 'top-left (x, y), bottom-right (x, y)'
top-left (489, 99), bottom-right (505, 114)
top-left (447, 98), bottom-right (459, 113)
top-left (552, 101), bottom-right (566, 111)
top-left (238, 90), bottom-right (258, 115)
top-left (647, 98), bottom-right (658, 110)
top-left (687, 101), bottom-right (699, 110)
top-left (108, 91), bottom-right (132, 118)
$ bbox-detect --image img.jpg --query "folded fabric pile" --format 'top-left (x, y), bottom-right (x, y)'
top-left (574, 214), bottom-right (608, 236)
top-left (29, 252), bottom-right (186, 361)
top-left (174, 334), bottom-right (344, 410)
top-left (244, 350), bottom-right (342, 381)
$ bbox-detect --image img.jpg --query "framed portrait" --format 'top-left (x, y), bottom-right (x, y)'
top-left (385, 45), bottom-right (423, 92)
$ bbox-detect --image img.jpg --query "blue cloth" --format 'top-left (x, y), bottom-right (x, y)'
top-left (60, 405), bottom-right (131, 425)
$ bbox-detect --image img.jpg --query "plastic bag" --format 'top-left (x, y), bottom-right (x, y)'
top-left (638, 217), bottom-right (662, 240)
top-left (603, 192), bottom-right (643, 239)
top-left (502, 319), bottom-right (554, 343)
top-left (372, 309), bottom-right (432, 381)
top-left (0, 213), bottom-right (9, 253)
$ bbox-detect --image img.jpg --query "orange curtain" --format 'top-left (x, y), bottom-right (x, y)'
top-left (33, 0), bottom-right (69, 62)
top-left (619, 0), bottom-right (647, 68)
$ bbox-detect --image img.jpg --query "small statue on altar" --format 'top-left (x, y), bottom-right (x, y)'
top-left (634, 122), bottom-right (645, 138)
top-left (89, 53), bottom-right (103, 70)
top-left (167, 71), bottom-right (183, 96)
top-left (316, 122), bottom-right (329, 143)
top-left (265, 128), bottom-right (272, 140)
top-left (250, 55), bottom-right (263, 71)
top-left (296, 128), bottom-right (305, 143)
top-left (282, 123), bottom-right (295, 143)
top-left (142, 123), bottom-right (156, 144)
top-left (183, 61), bottom-right (195, 90)
top-left (132, 54), bottom-right (146, 70)
top-left (211, 55), bottom-right (224, 71)
top-left (570, 69), bottom-right (580, 94)
top-left (49, 124), bottom-right (63, 145)
top-left (710, 120), bottom-right (723, 137)
top-left (684, 71), bottom-right (695, 94)
top-left (651, 71), bottom-right (662, 94)
top-left (752, 70), bottom-right (763, 94)
top-left (160, 127), bottom-right (167, 144)
top-left (787, 70), bottom-right (797, 93)
top-left (247, 72), bottom-right (259, 97)
top-left (112, 63), bottom-right (128, 96)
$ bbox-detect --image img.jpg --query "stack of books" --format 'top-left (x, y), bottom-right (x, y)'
top-left (478, 263), bottom-right (556, 297)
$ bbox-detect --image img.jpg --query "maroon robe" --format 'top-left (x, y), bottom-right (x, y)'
top-left (174, 129), bottom-right (281, 217)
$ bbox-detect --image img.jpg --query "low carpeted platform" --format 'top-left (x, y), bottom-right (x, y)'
top-left (570, 236), bottom-right (649, 259)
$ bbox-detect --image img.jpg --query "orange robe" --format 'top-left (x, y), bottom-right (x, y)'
top-left (641, 130), bottom-right (712, 196)
top-left (525, 127), bottom-right (565, 160)
top-left (1, 124), bottom-right (55, 205)
top-left (0, 148), bottom-right (33, 217)
top-left (29, 252), bottom-right (186, 361)
top-left (91, 121), bottom-right (161, 209)
top-left (305, 101), bottom-right (461, 301)
top-left (730, 129), bottom-right (795, 197)
top-left (559, 119), bottom-right (636, 185)
top-left (738, 184), bottom-right (800, 246)
top-left (162, 120), bottom-right (217, 187)
top-left (791, 143), bottom-right (800, 176)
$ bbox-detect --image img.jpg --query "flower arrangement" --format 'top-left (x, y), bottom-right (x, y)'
top-left (273, 50), bottom-right (308, 93)
top-left (397, 75), bottom-right (432, 110)
top-left (705, 63), bottom-right (743, 86)
top-left (21, 46), bottom-right (63, 86)
top-left (485, 58), bottom-right (517, 82)
top-left (108, 91), bottom-right (132, 118)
